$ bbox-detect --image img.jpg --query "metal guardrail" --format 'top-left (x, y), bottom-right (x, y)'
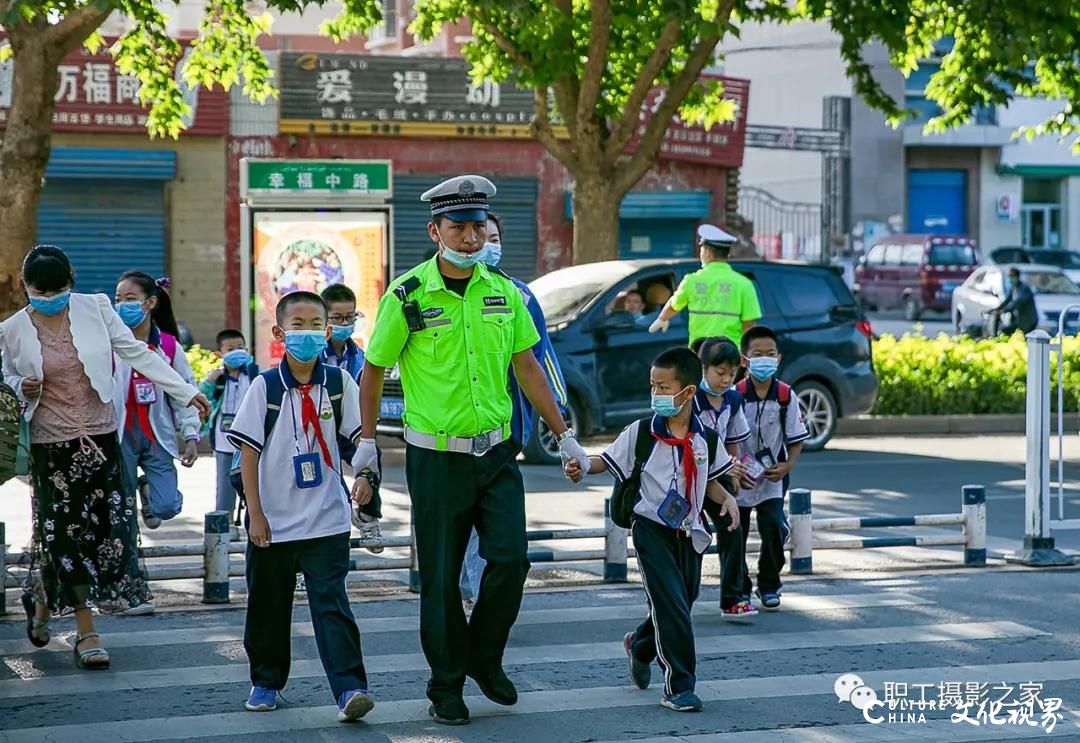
top-left (2, 487), bottom-right (987, 612)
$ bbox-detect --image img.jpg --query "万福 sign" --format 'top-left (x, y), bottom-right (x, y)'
top-left (242, 160), bottom-right (392, 199)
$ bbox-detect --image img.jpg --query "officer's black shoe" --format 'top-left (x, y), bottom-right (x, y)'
top-left (468, 668), bottom-right (519, 706)
top-left (428, 696), bottom-right (470, 725)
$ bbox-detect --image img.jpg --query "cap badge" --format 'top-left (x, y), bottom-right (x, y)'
top-left (458, 179), bottom-right (476, 196)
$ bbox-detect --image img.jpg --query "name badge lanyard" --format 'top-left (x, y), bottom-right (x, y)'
top-left (286, 376), bottom-right (329, 489)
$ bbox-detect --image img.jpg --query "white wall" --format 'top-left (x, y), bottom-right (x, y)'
top-left (998, 97), bottom-right (1080, 167)
top-left (720, 21), bottom-right (851, 204)
top-left (978, 148), bottom-right (1022, 251)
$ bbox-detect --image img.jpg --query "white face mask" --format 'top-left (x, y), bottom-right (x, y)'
top-left (435, 226), bottom-right (480, 269)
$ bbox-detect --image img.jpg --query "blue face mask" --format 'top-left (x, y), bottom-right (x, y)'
top-left (115, 300), bottom-right (147, 328)
top-left (748, 356), bottom-right (779, 382)
top-left (330, 324), bottom-right (354, 342)
top-left (436, 227), bottom-right (481, 269)
top-left (284, 330), bottom-right (326, 364)
top-left (222, 349), bottom-right (252, 369)
top-left (480, 242), bottom-right (503, 267)
top-left (700, 377), bottom-right (725, 397)
top-left (28, 291), bottom-right (71, 316)
top-left (651, 388), bottom-right (688, 418)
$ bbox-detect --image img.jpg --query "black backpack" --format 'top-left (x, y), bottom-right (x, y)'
top-left (610, 418), bottom-right (719, 529)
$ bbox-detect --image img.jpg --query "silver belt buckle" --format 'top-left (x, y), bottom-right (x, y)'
top-left (472, 432), bottom-right (491, 456)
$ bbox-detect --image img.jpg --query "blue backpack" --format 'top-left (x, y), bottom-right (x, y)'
top-left (228, 366), bottom-right (346, 500)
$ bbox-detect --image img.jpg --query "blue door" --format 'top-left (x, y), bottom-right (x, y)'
top-left (908, 169), bottom-right (967, 234)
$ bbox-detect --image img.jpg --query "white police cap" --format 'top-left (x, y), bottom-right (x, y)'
top-left (698, 224), bottom-right (737, 246)
top-left (421, 175), bottom-right (496, 222)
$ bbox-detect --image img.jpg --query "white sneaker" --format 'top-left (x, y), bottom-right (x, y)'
top-left (295, 573), bottom-right (306, 592)
top-left (355, 516), bottom-right (384, 554)
top-left (123, 601), bottom-right (155, 616)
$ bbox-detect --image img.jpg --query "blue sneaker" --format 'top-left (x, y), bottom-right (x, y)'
top-left (337, 689), bottom-right (375, 722)
top-left (661, 690), bottom-right (703, 712)
top-left (245, 686), bottom-right (277, 712)
top-left (623, 632), bottom-right (651, 690)
top-left (756, 588), bottom-right (781, 611)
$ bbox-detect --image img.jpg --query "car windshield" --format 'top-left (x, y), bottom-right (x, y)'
top-left (1029, 250), bottom-right (1080, 269)
top-left (529, 263), bottom-right (638, 324)
top-left (1023, 271), bottom-right (1080, 295)
top-left (929, 243), bottom-right (978, 265)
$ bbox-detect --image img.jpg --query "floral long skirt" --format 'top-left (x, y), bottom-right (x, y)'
top-left (23, 432), bottom-right (151, 615)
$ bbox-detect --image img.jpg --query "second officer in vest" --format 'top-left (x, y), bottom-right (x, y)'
top-left (353, 175), bottom-right (589, 726)
top-left (650, 224), bottom-right (762, 347)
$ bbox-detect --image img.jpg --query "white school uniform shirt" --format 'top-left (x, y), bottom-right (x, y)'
top-left (692, 388), bottom-right (751, 448)
top-left (113, 326), bottom-right (201, 460)
top-left (602, 414), bottom-right (734, 554)
top-left (214, 371), bottom-right (253, 454)
top-left (226, 361), bottom-right (362, 544)
top-left (737, 379), bottom-right (810, 508)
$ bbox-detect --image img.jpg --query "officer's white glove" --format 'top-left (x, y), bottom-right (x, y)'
top-left (648, 318), bottom-right (670, 334)
top-left (558, 435), bottom-right (590, 477)
top-left (351, 438), bottom-right (380, 476)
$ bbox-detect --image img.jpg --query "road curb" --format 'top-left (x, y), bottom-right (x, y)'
top-left (837, 413), bottom-right (1074, 436)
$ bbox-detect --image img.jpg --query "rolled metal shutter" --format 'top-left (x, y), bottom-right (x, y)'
top-left (391, 175), bottom-right (539, 281)
top-left (36, 148), bottom-right (174, 296)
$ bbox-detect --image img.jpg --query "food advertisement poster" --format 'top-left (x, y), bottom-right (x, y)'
top-left (252, 212), bottom-right (388, 369)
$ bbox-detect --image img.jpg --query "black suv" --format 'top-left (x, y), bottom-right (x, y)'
top-left (378, 259), bottom-right (878, 464)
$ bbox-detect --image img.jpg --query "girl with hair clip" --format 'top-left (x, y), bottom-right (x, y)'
top-left (113, 272), bottom-right (201, 568)
top-left (0, 246), bottom-right (209, 666)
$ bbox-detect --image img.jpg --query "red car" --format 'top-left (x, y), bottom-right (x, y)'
top-left (854, 235), bottom-right (980, 321)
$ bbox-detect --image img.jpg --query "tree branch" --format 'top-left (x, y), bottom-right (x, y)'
top-left (576, 0), bottom-right (610, 134)
top-left (552, 77), bottom-right (579, 145)
top-left (603, 19), bottom-right (684, 160)
top-left (475, 14), bottom-right (534, 71)
top-left (553, 0), bottom-right (572, 16)
top-left (531, 86), bottom-right (579, 172)
top-left (44, 3), bottom-right (114, 57)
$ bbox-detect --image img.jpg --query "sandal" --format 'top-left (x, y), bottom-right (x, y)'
top-left (21, 594), bottom-right (51, 648)
top-left (73, 632), bottom-right (110, 670)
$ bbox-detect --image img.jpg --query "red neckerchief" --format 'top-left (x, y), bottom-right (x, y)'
top-left (126, 344), bottom-right (157, 447)
top-left (298, 384), bottom-right (334, 469)
top-left (652, 426), bottom-right (698, 510)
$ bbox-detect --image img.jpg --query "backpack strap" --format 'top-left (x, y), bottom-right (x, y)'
top-left (324, 366), bottom-right (345, 431)
top-left (632, 416), bottom-right (656, 470)
top-left (159, 332), bottom-right (178, 365)
top-left (776, 381), bottom-right (792, 444)
top-left (261, 369), bottom-right (286, 443)
top-left (735, 378), bottom-right (749, 396)
top-left (703, 426), bottom-right (719, 464)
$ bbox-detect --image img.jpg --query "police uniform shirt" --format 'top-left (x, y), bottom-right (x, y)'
top-left (214, 371), bottom-right (252, 455)
top-left (365, 258), bottom-right (540, 438)
top-left (671, 263), bottom-right (762, 345)
top-left (601, 415), bottom-right (734, 554)
top-left (226, 363), bottom-right (361, 543)
top-left (737, 382), bottom-right (809, 508)
top-left (692, 388), bottom-right (751, 447)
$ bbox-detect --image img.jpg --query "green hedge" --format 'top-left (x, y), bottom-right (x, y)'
top-left (871, 332), bottom-right (1080, 415)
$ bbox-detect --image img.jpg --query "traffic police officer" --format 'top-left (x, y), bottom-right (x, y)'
top-left (650, 224), bottom-right (762, 346)
top-left (353, 175), bottom-right (589, 726)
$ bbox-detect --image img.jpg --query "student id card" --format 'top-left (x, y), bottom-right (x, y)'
top-left (657, 488), bottom-right (691, 530)
top-left (740, 454), bottom-right (766, 482)
top-left (134, 379), bottom-right (157, 406)
top-left (293, 452), bottom-right (323, 490)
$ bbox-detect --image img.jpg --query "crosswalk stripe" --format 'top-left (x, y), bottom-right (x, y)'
top-left (0, 592), bottom-right (931, 657)
top-left (6, 658), bottom-right (1079, 742)
top-left (589, 716), bottom-right (1080, 743)
top-left (0, 621), bottom-right (1044, 698)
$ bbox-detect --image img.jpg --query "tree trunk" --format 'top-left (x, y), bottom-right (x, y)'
top-left (0, 37), bottom-right (61, 320)
top-left (571, 174), bottom-right (623, 264)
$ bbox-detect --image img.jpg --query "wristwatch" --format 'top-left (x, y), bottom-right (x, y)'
top-left (555, 428), bottom-right (577, 445)
top-left (357, 470), bottom-right (380, 489)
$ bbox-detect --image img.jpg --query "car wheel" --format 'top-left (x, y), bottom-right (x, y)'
top-left (523, 398), bottom-right (582, 465)
top-left (953, 310), bottom-right (965, 335)
top-left (903, 297), bottom-right (921, 322)
top-left (794, 381), bottom-right (837, 452)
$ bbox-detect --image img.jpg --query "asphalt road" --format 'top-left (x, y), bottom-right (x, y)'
top-left (868, 309), bottom-right (952, 339)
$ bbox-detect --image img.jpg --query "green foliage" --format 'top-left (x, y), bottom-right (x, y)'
top-left (871, 332), bottom-right (1080, 416)
top-left (0, 0), bottom-right (382, 140)
top-left (185, 344), bottom-right (221, 385)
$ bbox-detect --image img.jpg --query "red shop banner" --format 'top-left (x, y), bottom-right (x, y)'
top-left (0, 39), bottom-right (228, 135)
top-left (628, 74), bottom-right (751, 169)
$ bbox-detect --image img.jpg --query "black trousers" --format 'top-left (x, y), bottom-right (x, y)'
top-left (244, 531), bottom-right (368, 699)
top-left (405, 440), bottom-right (530, 703)
top-left (703, 502), bottom-right (746, 609)
top-left (740, 497), bottom-right (790, 594)
top-left (628, 518), bottom-right (703, 697)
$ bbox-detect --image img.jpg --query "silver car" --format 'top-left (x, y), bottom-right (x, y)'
top-left (952, 263), bottom-right (1080, 336)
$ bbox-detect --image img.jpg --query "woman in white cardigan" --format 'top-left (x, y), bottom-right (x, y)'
top-left (0, 245), bottom-right (211, 670)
